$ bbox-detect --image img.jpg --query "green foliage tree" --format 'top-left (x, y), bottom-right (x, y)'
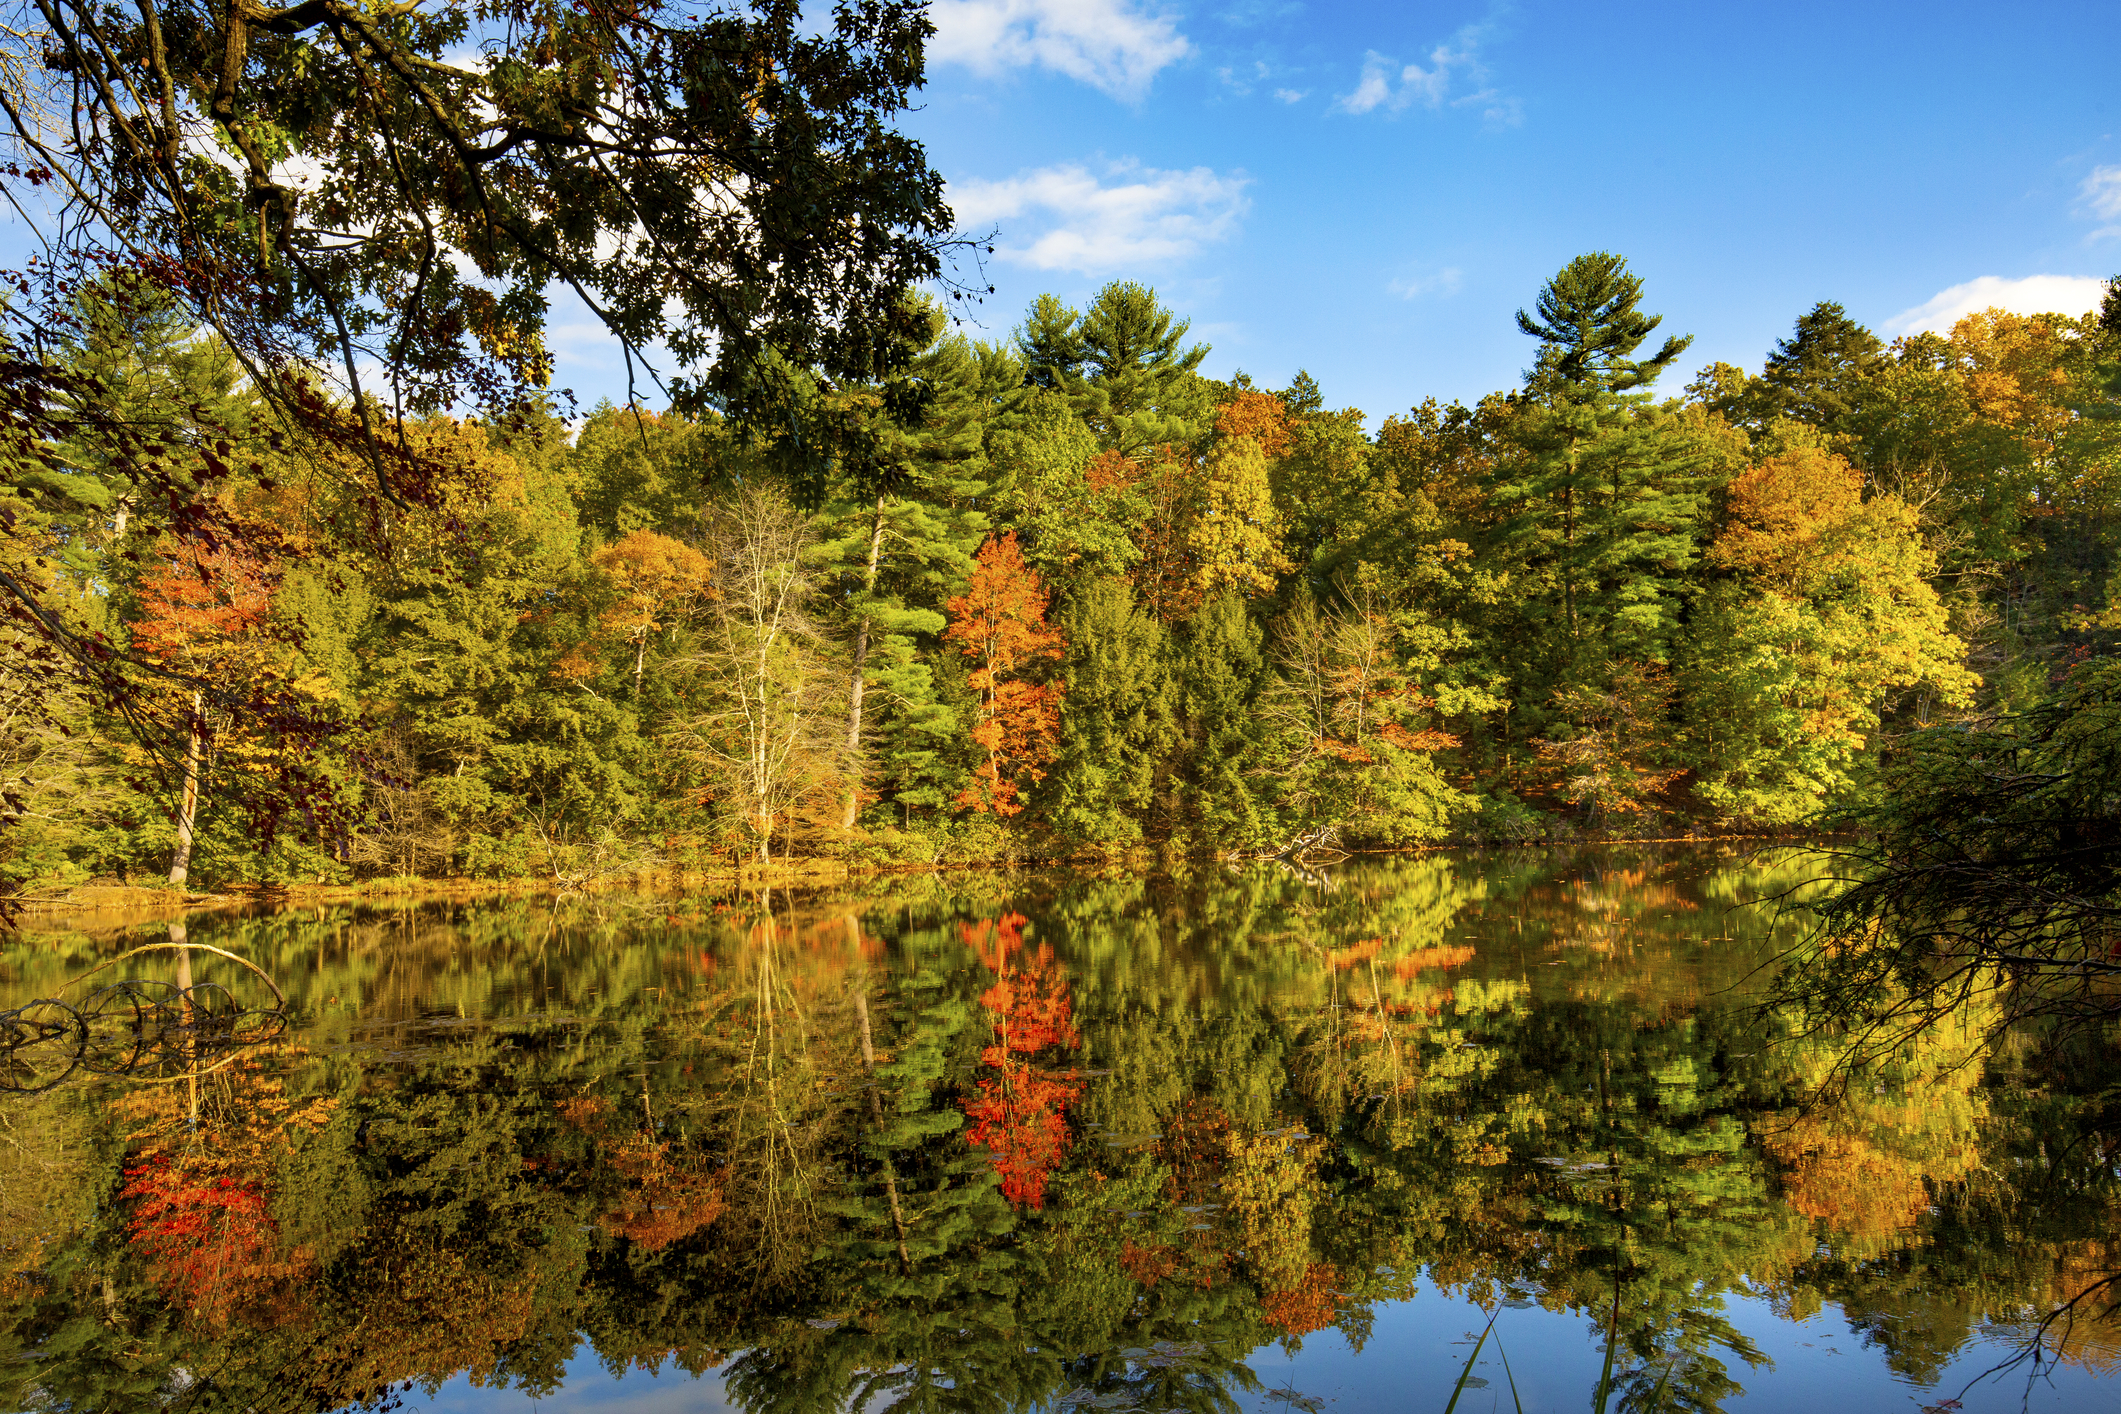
top-left (1042, 578), bottom-right (1175, 849)
top-left (1021, 284), bottom-right (1214, 460)
top-left (1775, 655), bottom-right (2121, 1059)
top-left (1680, 440), bottom-right (1976, 825)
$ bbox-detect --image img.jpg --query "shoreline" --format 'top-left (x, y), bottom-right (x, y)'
top-left (4, 831), bottom-right (1833, 924)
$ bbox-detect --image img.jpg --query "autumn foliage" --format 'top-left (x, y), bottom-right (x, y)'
top-left (560, 1095), bottom-right (729, 1251)
top-left (131, 543), bottom-right (275, 666)
top-left (959, 912), bottom-right (1082, 1208)
top-left (122, 1156), bottom-right (286, 1327)
top-left (585, 528), bottom-right (714, 686)
top-left (945, 533), bottom-right (1066, 816)
top-left (113, 1053), bottom-right (335, 1329)
top-left (1261, 1262), bottom-right (1342, 1338)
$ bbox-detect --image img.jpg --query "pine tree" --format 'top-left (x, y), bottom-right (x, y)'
top-left (814, 320), bottom-right (994, 828)
top-left (1019, 283), bottom-right (1214, 460)
top-left (1042, 577), bottom-right (1174, 848)
top-left (1487, 257), bottom-right (1732, 697)
top-left (1173, 591), bottom-right (1274, 849)
top-left (985, 389), bottom-right (1145, 596)
top-left (1757, 301), bottom-right (1886, 430)
top-left (1515, 252), bottom-right (1693, 401)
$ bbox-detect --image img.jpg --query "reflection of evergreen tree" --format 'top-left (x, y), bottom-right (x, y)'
top-left (730, 942), bottom-right (1030, 1414)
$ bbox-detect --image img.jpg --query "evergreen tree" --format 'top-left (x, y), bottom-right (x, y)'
top-left (1515, 252), bottom-right (1693, 401)
top-left (569, 404), bottom-right (727, 540)
top-left (1484, 257), bottom-right (1733, 725)
top-left (1020, 283), bottom-right (1214, 460)
top-left (1172, 592), bottom-right (1274, 850)
top-left (1042, 578), bottom-right (1175, 848)
top-left (1757, 300), bottom-right (1886, 429)
top-left (813, 320), bottom-right (993, 828)
top-left (985, 389), bottom-right (1145, 596)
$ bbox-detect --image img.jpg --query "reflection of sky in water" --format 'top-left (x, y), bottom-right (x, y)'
top-left (393, 1281), bottom-right (2117, 1414)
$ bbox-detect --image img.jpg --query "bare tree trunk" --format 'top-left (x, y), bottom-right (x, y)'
top-left (167, 691), bottom-right (203, 888)
top-left (634, 632), bottom-right (648, 697)
top-left (841, 495), bottom-right (888, 829)
top-left (172, 921), bottom-right (198, 1126)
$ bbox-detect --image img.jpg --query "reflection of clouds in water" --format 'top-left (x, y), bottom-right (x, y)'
top-left (410, 1352), bottom-right (738, 1412)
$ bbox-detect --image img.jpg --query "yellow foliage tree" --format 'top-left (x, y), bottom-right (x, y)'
top-left (1190, 433), bottom-right (1293, 599)
top-left (590, 529), bottom-right (714, 694)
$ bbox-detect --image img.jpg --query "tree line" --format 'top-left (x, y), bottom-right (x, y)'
top-left (3, 254), bottom-right (2117, 888)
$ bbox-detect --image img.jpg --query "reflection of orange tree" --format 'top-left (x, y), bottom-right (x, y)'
top-left (319, 1242), bottom-right (542, 1393)
top-left (1759, 1114), bottom-right (1933, 1243)
top-left (1261, 1261), bottom-right (1342, 1338)
top-left (113, 1050), bottom-right (334, 1328)
top-left (958, 912), bottom-right (1081, 1208)
top-left (1758, 1003), bottom-right (1987, 1257)
top-left (559, 1094), bottom-right (728, 1251)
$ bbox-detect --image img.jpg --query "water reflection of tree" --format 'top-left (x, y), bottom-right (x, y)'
top-left (3, 856), bottom-right (2121, 1412)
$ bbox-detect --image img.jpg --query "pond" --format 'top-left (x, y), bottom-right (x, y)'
top-left (2, 846), bottom-right (2117, 1414)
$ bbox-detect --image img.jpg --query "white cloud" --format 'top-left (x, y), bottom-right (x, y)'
top-left (948, 160), bottom-right (1251, 275)
top-left (1884, 275), bottom-right (2108, 336)
top-left (2079, 164), bottom-right (2121, 241)
top-left (2081, 165), bottom-right (2121, 220)
top-left (1335, 22), bottom-right (1514, 122)
top-left (1272, 87), bottom-right (1307, 104)
top-left (1389, 267), bottom-right (1463, 299)
top-left (928, 0), bottom-right (1189, 101)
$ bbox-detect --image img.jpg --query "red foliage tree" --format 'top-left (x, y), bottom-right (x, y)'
top-left (121, 1154), bottom-right (283, 1327)
top-left (959, 913), bottom-right (1082, 1208)
top-left (944, 533), bottom-right (1067, 816)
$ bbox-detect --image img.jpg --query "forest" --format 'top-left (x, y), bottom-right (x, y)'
top-left (1, 253), bottom-right (2114, 892)
top-left (0, 0), bottom-right (2111, 894)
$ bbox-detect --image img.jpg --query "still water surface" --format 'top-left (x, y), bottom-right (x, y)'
top-left (2, 847), bottom-right (2117, 1413)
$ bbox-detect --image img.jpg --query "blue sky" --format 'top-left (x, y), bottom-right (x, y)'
top-left (661, 0), bottom-right (2121, 426)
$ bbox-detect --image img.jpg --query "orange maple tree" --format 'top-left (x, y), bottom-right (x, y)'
top-left (131, 541), bottom-right (283, 884)
top-left (1214, 389), bottom-right (1294, 459)
top-left (958, 913), bottom-right (1082, 1208)
top-left (944, 533), bottom-right (1067, 816)
top-left (586, 528), bottom-right (714, 693)
top-left (131, 542), bottom-right (276, 665)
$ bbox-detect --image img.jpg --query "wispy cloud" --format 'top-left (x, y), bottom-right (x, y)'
top-left (1389, 267), bottom-right (1464, 299)
top-left (948, 160), bottom-right (1251, 275)
top-left (1272, 87), bottom-right (1307, 104)
top-left (2079, 164), bottom-right (2121, 242)
top-left (1334, 19), bottom-right (1518, 126)
top-left (928, 0), bottom-right (1189, 101)
top-left (1217, 0), bottom-right (1299, 25)
top-left (1884, 274), bottom-right (2107, 336)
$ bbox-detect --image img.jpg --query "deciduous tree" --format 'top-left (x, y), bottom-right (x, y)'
top-left (945, 533), bottom-right (1065, 817)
